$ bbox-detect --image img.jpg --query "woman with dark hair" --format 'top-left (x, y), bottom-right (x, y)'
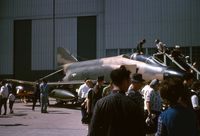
top-left (156, 78), bottom-right (198, 136)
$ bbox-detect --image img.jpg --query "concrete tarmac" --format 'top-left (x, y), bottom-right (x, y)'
top-left (0, 99), bottom-right (88, 136)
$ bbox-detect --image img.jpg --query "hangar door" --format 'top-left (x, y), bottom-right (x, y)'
top-left (14, 20), bottom-right (31, 80)
top-left (77, 16), bottom-right (96, 61)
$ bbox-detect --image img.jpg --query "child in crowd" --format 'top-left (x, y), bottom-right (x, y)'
top-left (8, 91), bottom-right (15, 114)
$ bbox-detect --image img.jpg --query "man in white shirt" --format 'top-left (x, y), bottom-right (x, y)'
top-left (0, 81), bottom-right (9, 115)
top-left (78, 81), bottom-right (90, 101)
top-left (78, 78), bottom-right (91, 124)
top-left (190, 81), bottom-right (200, 110)
top-left (144, 79), bottom-right (162, 134)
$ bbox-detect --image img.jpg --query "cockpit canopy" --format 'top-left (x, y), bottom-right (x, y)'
top-left (125, 53), bottom-right (166, 67)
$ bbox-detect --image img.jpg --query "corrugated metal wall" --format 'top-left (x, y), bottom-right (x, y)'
top-left (0, 0), bottom-right (53, 19)
top-left (0, 0), bottom-right (103, 75)
top-left (0, 19), bottom-right (13, 74)
top-left (32, 19), bottom-right (53, 70)
top-left (55, 18), bottom-right (77, 57)
top-left (56, 0), bottom-right (98, 17)
top-left (0, 0), bottom-right (103, 18)
top-left (0, 0), bottom-right (200, 76)
top-left (105, 0), bottom-right (200, 49)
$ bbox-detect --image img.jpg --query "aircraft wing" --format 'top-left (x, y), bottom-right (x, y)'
top-left (4, 78), bottom-right (86, 88)
top-left (4, 79), bottom-right (36, 86)
top-left (3, 79), bottom-right (36, 99)
top-left (47, 80), bottom-right (85, 86)
top-left (3, 79), bottom-right (84, 102)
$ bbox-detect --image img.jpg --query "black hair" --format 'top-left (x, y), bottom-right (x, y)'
top-left (159, 78), bottom-right (183, 105)
top-left (97, 76), bottom-right (104, 82)
top-left (191, 80), bottom-right (200, 90)
top-left (155, 39), bottom-right (160, 44)
top-left (184, 73), bottom-right (194, 81)
top-left (110, 66), bottom-right (131, 86)
top-left (141, 39), bottom-right (146, 44)
top-left (42, 79), bottom-right (47, 83)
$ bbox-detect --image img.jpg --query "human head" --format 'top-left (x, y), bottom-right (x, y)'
top-left (141, 39), bottom-right (146, 44)
top-left (183, 73), bottom-right (194, 87)
top-left (1, 80), bottom-right (6, 85)
top-left (42, 79), bottom-right (47, 84)
top-left (110, 66), bottom-right (131, 92)
top-left (97, 76), bottom-right (104, 82)
top-left (191, 81), bottom-right (200, 92)
top-left (149, 79), bottom-right (160, 89)
top-left (159, 78), bottom-right (183, 105)
top-left (131, 73), bottom-right (144, 83)
top-left (155, 39), bottom-right (160, 44)
top-left (97, 76), bottom-right (104, 86)
top-left (131, 73), bottom-right (145, 91)
top-left (86, 80), bottom-right (94, 88)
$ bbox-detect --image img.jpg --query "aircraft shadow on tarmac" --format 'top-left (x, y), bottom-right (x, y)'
top-left (13, 113), bottom-right (28, 116)
top-left (0, 115), bottom-right (12, 118)
top-left (0, 123), bottom-right (28, 127)
top-left (46, 110), bottom-right (71, 114)
top-left (50, 103), bottom-right (81, 110)
top-left (0, 113), bottom-right (27, 118)
top-left (20, 103), bottom-right (81, 114)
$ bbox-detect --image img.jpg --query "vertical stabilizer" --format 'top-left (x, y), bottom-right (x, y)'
top-left (57, 47), bottom-right (78, 66)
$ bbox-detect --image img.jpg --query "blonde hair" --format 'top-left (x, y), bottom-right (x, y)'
top-left (86, 80), bottom-right (93, 88)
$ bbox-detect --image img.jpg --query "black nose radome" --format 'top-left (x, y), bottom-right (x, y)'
top-left (163, 67), bottom-right (188, 79)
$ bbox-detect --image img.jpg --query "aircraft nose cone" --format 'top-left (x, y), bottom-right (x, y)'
top-left (163, 67), bottom-right (187, 79)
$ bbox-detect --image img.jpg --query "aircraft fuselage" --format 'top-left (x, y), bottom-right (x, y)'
top-left (62, 54), bottom-right (182, 83)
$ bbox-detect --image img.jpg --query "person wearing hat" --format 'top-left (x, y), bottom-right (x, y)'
top-left (144, 79), bottom-right (162, 115)
top-left (127, 73), bottom-right (145, 112)
top-left (93, 76), bottom-right (104, 104)
top-left (89, 66), bottom-right (145, 136)
top-left (144, 79), bottom-right (162, 134)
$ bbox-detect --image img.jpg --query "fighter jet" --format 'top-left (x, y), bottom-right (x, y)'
top-left (4, 47), bottom-right (188, 104)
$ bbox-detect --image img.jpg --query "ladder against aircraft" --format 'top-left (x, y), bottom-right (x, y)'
top-left (153, 52), bottom-right (200, 80)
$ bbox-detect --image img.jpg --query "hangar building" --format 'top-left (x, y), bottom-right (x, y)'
top-left (0, 0), bottom-right (200, 80)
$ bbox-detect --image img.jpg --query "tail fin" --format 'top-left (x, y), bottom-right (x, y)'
top-left (57, 47), bottom-right (78, 66)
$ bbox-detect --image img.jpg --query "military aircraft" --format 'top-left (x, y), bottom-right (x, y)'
top-left (4, 47), bottom-right (188, 104)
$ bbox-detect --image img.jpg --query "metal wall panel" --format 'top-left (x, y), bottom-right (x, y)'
top-left (1, 0), bottom-right (200, 76)
top-left (0, 0), bottom-right (12, 18)
top-left (55, 18), bottom-right (77, 57)
top-left (32, 19), bottom-right (53, 70)
top-left (0, 19), bottom-right (13, 74)
top-left (0, 0), bottom-right (103, 19)
top-left (105, 0), bottom-right (200, 49)
top-left (96, 14), bottom-right (105, 58)
top-left (0, 0), bottom-right (53, 19)
top-left (56, 0), bottom-right (100, 17)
